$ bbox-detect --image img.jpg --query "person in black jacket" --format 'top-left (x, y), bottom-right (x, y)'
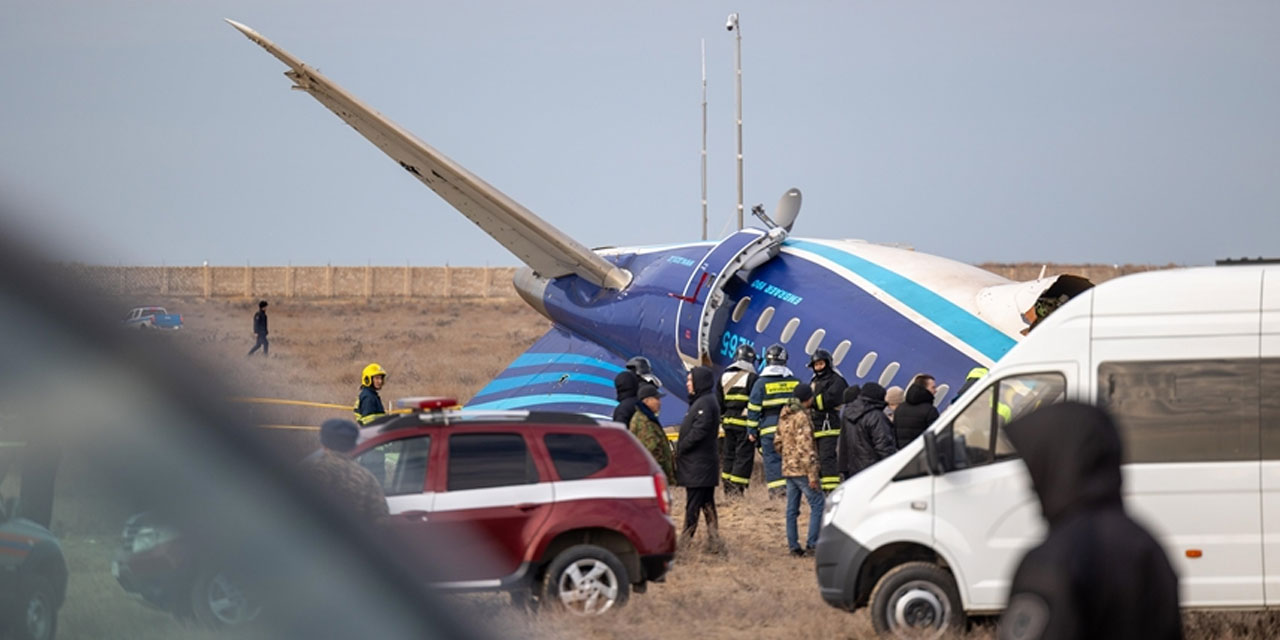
top-left (612, 370), bottom-right (641, 425)
top-left (807, 349), bottom-right (848, 492)
top-left (836, 382), bottom-right (898, 479)
top-left (999, 403), bottom-right (1181, 640)
top-left (892, 374), bottom-right (940, 447)
top-left (676, 366), bottom-right (723, 552)
top-left (247, 300), bottom-right (269, 356)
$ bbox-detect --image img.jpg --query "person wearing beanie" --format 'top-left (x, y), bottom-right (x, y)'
top-left (836, 382), bottom-right (898, 479)
top-left (884, 386), bottom-right (905, 420)
top-left (629, 384), bottom-right (675, 484)
top-left (301, 419), bottom-right (388, 525)
top-left (613, 369), bottom-right (642, 426)
top-left (842, 385), bottom-right (861, 407)
top-left (775, 383), bottom-right (823, 556)
top-left (248, 299), bottom-right (269, 356)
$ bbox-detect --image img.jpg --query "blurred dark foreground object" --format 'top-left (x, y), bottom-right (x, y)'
top-left (999, 403), bottom-right (1182, 640)
top-left (0, 207), bottom-right (487, 639)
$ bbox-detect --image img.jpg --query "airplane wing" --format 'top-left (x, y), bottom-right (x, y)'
top-left (225, 20), bottom-right (630, 291)
top-left (466, 326), bottom-right (689, 426)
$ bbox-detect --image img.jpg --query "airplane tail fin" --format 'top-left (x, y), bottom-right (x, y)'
top-left (225, 20), bottom-right (631, 291)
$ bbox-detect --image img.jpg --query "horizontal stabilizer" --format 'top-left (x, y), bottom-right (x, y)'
top-left (468, 326), bottom-right (688, 426)
top-left (226, 20), bottom-right (631, 290)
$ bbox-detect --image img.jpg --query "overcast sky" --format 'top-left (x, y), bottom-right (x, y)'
top-left (2, 1), bottom-right (1277, 267)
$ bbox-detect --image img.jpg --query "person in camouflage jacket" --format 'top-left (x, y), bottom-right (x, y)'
top-left (630, 384), bottom-right (675, 484)
top-left (774, 384), bottom-right (824, 556)
top-left (301, 419), bottom-right (389, 526)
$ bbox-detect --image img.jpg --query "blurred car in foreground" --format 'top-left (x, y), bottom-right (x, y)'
top-left (0, 497), bottom-right (67, 640)
top-left (355, 397), bottom-right (677, 616)
top-left (122, 306), bottom-right (182, 330)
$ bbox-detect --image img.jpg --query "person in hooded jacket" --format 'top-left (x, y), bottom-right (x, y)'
top-left (836, 382), bottom-right (898, 479)
top-left (892, 374), bottom-right (940, 447)
top-left (676, 366), bottom-right (724, 552)
top-left (999, 403), bottom-right (1181, 640)
top-left (613, 369), bottom-right (641, 425)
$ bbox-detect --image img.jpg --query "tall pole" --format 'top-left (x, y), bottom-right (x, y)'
top-left (701, 39), bottom-right (708, 241)
top-left (729, 13), bottom-right (744, 231)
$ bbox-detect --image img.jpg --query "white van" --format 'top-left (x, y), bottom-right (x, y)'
top-left (815, 264), bottom-right (1280, 636)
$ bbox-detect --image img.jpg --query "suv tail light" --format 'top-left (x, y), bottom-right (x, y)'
top-left (652, 473), bottom-right (671, 515)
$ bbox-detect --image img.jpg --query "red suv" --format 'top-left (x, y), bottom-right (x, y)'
top-left (351, 398), bottom-right (676, 615)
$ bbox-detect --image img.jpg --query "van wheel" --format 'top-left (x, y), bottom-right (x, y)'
top-left (543, 544), bottom-right (629, 616)
top-left (868, 561), bottom-right (964, 638)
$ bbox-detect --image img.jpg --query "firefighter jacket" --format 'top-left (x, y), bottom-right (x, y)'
top-left (809, 367), bottom-right (848, 436)
top-left (746, 365), bottom-right (799, 438)
top-left (774, 400), bottom-right (819, 485)
top-left (355, 386), bottom-right (385, 425)
top-left (719, 362), bottom-right (758, 430)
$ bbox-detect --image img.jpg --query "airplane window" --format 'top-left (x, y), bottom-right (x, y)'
top-left (832, 340), bottom-right (852, 366)
top-left (755, 306), bottom-right (776, 333)
top-left (934, 383), bottom-right (950, 406)
top-left (732, 297), bottom-right (751, 323)
top-left (856, 352), bottom-right (878, 378)
top-left (878, 362), bottom-right (900, 386)
top-left (780, 318), bottom-right (801, 343)
top-left (804, 329), bottom-right (826, 355)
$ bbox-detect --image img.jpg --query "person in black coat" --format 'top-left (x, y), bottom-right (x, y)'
top-left (998, 403), bottom-right (1181, 640)
top-left (248, 300), bottom-right (269, 356)
top-left (676, 366), bottom-right (723, 552)
top-left (836, 382), bottom-right (898, 479)
top-left (892, 375), bottom-right (940, 447)
top-left (612, 370), bottom-right (641, 425)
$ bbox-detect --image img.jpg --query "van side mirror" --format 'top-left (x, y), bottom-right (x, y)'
top-left (922, 431), bottom-right (943, 476)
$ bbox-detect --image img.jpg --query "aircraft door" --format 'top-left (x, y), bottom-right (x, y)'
top-left (674, 228), bottom-right (784, 369)
top-left (931, 367), bottom-right (1073, 610)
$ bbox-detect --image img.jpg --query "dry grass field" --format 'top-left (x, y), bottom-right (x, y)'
top-left (26, 296), bottom-right (1280, 639)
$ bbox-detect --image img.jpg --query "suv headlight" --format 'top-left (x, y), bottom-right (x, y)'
top-left (131, 525), bottom-right (178, 553)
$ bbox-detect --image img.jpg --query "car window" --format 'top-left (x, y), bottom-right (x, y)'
top-left (544, 433), bottom-right (608, 480)
top-left (1099, 359), bottom-right (1259, 463)
top-left (945, 372), bottom-right (1068, 469)
top-left (447, 433), bottom-right (538, 491)
top-left (358, 436), bottom-right (431, 496)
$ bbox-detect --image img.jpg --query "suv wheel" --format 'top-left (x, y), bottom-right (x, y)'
top-left (15, 576), bottom-right (58, 640)
top-left (868, 561), bottom-right (964, 638)
top-left (543, 544), bottom-right (630, 616)
top-left (189, 568), bottom-right (262, 629)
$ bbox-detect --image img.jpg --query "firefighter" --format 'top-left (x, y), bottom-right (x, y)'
top-left (806, 349), bottom-right (848, 492)
top-left (950, 367), bottom-right (988, 407)
top-left (719, 343), bottom-right (758, 495)
top-left (355, 363), bottom-right (388, 425)
top-left (747, 344), bottom-right (800, 499)
top-left (626, 356), bottom-right (661, 387)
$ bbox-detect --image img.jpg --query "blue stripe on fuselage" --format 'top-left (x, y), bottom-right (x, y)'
top-left (508, 353), bottom-right (624, 372)
top-left (784, 240), bottom-right (1016, 362)
top-left (465, 393), bottom-right (618, 412)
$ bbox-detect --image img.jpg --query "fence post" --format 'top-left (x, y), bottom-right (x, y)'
top-left (160, 266), bottom-right (169, 295)
top-left (244, 263), bottom-right (252, 298)
top-left (286, 265), bottom-right (295, 299)
top-left (364, 264), bottom-right (372, 301)
top-left (327, 264), bottom-right (335, 298)
top-left (203, 264), bottom-right (211, 299)
top-left (404, 262), bottom-right (411, 298)
top-left (483, 266), bottom-right (491, 299)
top-left (443, 264), bottom-right (451, 298)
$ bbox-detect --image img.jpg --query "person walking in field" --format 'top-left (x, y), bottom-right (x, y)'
top-left (247, 300), bottom-right (269, 356)
top-left (629, 384), bottom-right (675, 484)
top-left (775, 384), bottom-right (823, 557)
top-left (676, 366), bottom-right (724, 553)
